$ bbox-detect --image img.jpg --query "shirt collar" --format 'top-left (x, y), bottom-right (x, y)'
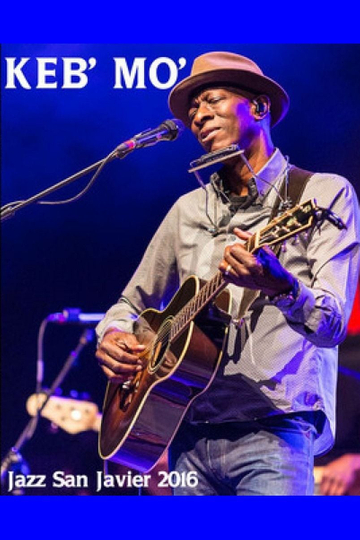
top-left (253, 148), bottom-right (289, 201)
top-left (210, 148), bottom-right (289, 204)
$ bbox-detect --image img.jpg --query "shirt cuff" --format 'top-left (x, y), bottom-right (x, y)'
top-left (96, 320), bottom-right (134, 345)
top-left (272, 280), bottom-right (316, 324)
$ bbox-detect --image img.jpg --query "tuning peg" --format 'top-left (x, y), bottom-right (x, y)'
top-left (292, 234), bottom-right (299, 245)
top-left (281, 242), bottom-right (287, 253)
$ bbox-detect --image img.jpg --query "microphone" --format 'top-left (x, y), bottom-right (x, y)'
top-left (114, 118), bottom-right (185, 158)
top-left (46, 308), bottom-right (104, 326)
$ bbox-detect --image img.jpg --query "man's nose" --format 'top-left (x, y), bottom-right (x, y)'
top-left (193, 102), bottom-right (214, 126)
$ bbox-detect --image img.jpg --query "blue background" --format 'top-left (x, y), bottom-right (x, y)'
top-left (1, 35), bottom-right (360, 536)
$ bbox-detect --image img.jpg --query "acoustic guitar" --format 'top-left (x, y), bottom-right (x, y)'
top-left (99, 199), bottom-right (345, 472)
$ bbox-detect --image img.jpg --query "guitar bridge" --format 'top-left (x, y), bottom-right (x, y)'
top-left (119, 378), bottom-right (140, 412)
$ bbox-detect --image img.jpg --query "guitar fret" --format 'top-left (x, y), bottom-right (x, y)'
top-left (185, 303), bottom-right (193, 320)
top-left (194, 293), bottom-right (201, 313)
top-left (211, 276), bottom-right (218, 294)
top-left (170, 273), bottom-right (226, 343)
top-left (199, 283), bottom-right (207, 304)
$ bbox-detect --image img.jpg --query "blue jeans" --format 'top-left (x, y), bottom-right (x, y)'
top-left (168, 413), bottom-right (318, 495)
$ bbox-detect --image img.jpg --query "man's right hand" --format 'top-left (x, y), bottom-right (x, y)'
top-left (96, 329), bottom-right (146, 384)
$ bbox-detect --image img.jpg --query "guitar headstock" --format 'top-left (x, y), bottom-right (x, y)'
top-left (254, 199), bottom-right (318, 250)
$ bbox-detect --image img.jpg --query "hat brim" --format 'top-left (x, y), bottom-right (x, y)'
top-left (168, 68), bottom-right (290, 127)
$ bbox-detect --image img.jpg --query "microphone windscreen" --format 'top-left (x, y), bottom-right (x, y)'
top-left (162, 118), bottom-right (185, 140)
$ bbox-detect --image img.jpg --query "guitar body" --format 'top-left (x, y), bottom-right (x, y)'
top-left (99, 275), bottom-right (232, 472)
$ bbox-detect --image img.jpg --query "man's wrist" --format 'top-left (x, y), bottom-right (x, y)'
top-left (269, 278), bottom-right (300, 308)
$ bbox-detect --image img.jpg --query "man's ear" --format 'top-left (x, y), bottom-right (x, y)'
top-left (251, 95), bottom-right (271, 119)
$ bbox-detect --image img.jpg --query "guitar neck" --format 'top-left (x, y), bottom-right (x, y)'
top-left (170, 236), bottom-right (255, 342)
top-left (170, 272), bottom-right (226, 342)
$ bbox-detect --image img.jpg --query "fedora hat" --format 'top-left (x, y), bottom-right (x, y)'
top-left (168, 51), bottom-right (290, 127)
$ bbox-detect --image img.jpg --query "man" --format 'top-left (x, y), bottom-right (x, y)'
top-left (96, 51), bottom-right (360, 495)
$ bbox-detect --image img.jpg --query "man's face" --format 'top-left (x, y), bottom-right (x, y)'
top-left (188, 87), bottom-right (259, 153)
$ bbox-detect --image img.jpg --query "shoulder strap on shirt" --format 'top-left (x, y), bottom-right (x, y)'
top-left (270, 166), bottom-right (314, 259)
top-left (287, 166), bottom-right (314, 204)
top-left (270, 166), bottom-right (314, 221)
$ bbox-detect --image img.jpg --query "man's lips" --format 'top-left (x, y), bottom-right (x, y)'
top-left (199, 127), bottom-right (221, 143)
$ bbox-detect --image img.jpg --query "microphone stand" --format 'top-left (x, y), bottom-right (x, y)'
top-left (0, 144), bottom-right (133, 222)
top-left (0, 328), bottom-right (94, 493)
top-left (1, 119), bottom-right (183, 222)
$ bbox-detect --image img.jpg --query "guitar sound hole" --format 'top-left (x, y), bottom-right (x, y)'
top-left (149, 318), bottom-right (172, 372)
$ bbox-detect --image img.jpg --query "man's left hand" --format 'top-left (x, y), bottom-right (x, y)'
top-left (219, 227), bottom-right (296, 297)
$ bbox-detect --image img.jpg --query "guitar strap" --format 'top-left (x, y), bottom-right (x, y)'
top-left (270, 166), bottom-right (314, 223)
top-left (235, 166), bottom-right (314, 324)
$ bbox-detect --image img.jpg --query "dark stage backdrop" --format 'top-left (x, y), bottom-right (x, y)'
top-left (1, 44), bottom-right (360, 495)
